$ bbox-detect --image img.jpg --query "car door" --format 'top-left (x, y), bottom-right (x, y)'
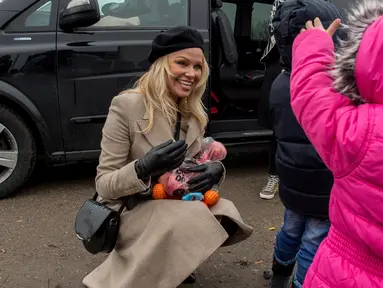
top-left (0, 0), bottom-right (64, 154)
top-left (56, 0), bottom-right (209, 161)
top-left (235, 0), bottom-right (273, 72)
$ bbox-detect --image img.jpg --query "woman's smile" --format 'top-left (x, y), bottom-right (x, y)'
top-left (176, 79), bottom-right (193, 90)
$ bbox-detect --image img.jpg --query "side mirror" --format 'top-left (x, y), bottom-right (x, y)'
top-left (59, 0), bottom-right (100, 31)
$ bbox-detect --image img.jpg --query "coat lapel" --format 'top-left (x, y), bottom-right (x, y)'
top-left (136, 110), bottom-right (174, 147)
top-left (184, 115), bottom-right (200, 149)
top-left (136, 109), bottom-right (202, 156)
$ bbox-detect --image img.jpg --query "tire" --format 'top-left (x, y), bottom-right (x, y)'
top-left (0, 104), bottom-right (36, 198)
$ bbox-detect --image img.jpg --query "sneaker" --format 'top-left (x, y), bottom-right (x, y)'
top-left (260, 175), bottom-right (279, 200)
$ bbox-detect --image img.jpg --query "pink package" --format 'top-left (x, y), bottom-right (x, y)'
top-left (158, 137), bottom-right (227, 197)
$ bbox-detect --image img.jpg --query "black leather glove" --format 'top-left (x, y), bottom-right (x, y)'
top-left (186, 162), bottom-right (224, 194)
top-left (135, 140), bottom-right (187, 180)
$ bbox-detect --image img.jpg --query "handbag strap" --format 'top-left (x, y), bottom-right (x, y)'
top-left (174, 109), bottom-right (182, 141)
top-left (174, 97), bottom-right (182, 141)
top-left (91, 191), bottom-right (126, 214)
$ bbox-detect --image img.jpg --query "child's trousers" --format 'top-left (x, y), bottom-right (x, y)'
top-left (274, 209), bottom-right (330, 287)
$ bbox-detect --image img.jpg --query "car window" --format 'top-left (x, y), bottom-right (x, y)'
top-left (221, 2), bottom-right (237, 31)
top-left (5, 0), bottom-right (55, 33)
top-left (25, 1), bottom-right (52, 27)
top-left (91, 0), bottom-right (188, 28)
top-left (251, 2), bottom-right (272, 41)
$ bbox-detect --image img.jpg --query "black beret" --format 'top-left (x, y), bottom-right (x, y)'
top-left (148, 26), bottom-right (204, 63)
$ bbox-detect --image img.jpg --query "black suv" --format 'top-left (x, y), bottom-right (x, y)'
top-left (0, 0), bottom-right (350, 198)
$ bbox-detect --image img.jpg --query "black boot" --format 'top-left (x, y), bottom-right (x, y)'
top-left (182, 273), bottom-right (196, 284)
top-left (267, 256), bottom-right (295, 288)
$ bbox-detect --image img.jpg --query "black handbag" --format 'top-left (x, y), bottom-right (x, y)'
top-left (74, 192), bottom-right (126, 254)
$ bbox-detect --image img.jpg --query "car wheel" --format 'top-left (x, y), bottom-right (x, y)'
top-left (0, 104), bottom-right (36, 198)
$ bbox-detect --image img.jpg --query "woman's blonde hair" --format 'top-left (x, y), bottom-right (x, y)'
top-left (121, 52), bottom-right (210, 134)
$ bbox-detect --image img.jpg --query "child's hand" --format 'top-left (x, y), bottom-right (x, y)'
top-left (300, 17), bottom-right (341, 37)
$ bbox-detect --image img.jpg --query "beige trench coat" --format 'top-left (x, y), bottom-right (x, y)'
top-left (83, 92), bottom-right (253, 288)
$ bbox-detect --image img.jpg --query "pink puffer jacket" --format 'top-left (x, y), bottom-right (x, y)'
top-left (290, 13), bottom-right (383, 288)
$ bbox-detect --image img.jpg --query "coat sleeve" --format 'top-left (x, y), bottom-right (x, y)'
top-left (290, 29), bottom-right (371, 174)
top-left (95, 95), bottom-right (151, 200)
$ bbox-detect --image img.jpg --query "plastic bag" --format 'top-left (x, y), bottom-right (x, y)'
top-left (158, 137), bottom-right (227, 197)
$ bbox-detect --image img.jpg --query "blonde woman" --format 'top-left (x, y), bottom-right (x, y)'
top-left (82, 26), bottom-right (253, 288)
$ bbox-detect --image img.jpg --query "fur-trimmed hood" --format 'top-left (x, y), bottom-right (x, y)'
top-left (332, 0), bottom-right (383, 104)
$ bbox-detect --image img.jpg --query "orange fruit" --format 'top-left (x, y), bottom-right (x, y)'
top-left (204, 190), bottom-right (220, 206)
top-left (152, 183), bottom-right (167, 199)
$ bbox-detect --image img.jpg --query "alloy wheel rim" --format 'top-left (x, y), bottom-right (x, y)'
top-left (0, 123), bottom-right (18, 184)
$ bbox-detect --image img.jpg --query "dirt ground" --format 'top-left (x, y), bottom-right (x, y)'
top-left (0, 151), bottom-right (284, 288)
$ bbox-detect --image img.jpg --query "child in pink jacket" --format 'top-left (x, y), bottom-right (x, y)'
top-left (290, 0), bottom-right (383, 287)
